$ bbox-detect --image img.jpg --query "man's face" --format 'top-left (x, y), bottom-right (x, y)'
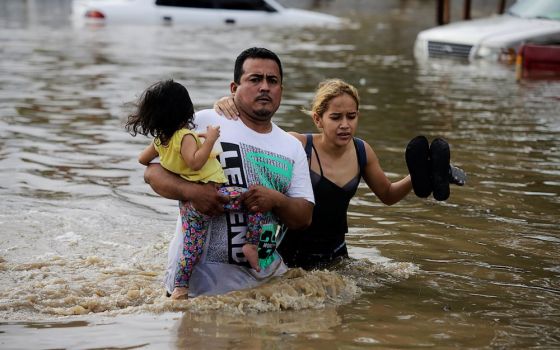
top-left (231, 58), bottom-right (282, 123)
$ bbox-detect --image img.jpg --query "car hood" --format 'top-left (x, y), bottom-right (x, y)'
top-left (417, 15), bottom-right (560, 47)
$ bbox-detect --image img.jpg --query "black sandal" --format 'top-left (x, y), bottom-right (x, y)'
top-left (406, 135), bottom-right (432, 198)
top-left (430, 138), bottom-right (451, 201)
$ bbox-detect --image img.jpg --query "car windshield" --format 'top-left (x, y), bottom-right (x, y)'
top-left (507, 0), bottom-right (560, 20)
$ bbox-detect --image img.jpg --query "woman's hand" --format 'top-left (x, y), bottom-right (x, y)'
top-left (213, 95), bottom-right (239, 120)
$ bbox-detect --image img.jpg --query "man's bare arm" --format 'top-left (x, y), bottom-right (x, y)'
top-left (144, 163), bottom-right (227, 216)
top-left (273, 196), bottom-right (313, 230)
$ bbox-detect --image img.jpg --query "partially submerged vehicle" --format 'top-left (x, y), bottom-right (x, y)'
top-left (414, 0), bottom-right (560, 63)
top-left (515, 43), bottom-right (560, 80)
top-left (71, 0), bottom-right (343, 27)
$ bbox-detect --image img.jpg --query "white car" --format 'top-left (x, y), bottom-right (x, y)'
top-left (71, 0), bottom-right (343, 27)
top-left (414, 0), bottom-right (560, 62)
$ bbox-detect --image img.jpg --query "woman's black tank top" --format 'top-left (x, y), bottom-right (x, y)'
top-left (278, 134), bottom-right (367, 269)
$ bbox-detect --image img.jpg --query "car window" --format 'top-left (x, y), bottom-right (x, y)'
top-left (155, 0), bottom-right (213, 8)
top-left (215, 0), bottom-right (276, 12)
top-left (507, 0), bottom-right (560, 20)
top-left (155, 0), bottom-right (277, 12)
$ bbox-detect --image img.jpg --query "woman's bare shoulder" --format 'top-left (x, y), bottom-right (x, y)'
top-left (288, 131), bottom-right (307, 146)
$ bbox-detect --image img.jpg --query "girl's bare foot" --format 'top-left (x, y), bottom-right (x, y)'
top-left (242, 244), bottom-right (260, 272)
top-left (171, 287), bottom-right (189, 300)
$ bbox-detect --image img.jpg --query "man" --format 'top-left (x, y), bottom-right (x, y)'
top-left (144, 47), bottom-right (314, 297)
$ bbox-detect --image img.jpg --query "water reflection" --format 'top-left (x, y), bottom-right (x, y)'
top-left (175, 307), bottom-right (342, 348)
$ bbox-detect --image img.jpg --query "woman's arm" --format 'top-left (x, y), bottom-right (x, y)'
top-left (144, 163), bottom-right (228, 216)
top-left (361, 142), bottom-right (412, 206)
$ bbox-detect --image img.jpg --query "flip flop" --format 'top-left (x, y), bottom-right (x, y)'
top-left (430, 138), bottom-right (451, 201)
top-left (405, 135), bottom-right (432, 198)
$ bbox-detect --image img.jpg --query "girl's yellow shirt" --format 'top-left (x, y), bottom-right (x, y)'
top-left (155, 129), bottom-right (227, 184)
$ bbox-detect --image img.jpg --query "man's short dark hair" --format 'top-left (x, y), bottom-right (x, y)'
top-left (233, 47), bottom-right (283, 84)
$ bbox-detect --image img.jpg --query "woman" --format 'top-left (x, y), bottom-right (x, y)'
top-left (215, 79), bottom-right (461, 269)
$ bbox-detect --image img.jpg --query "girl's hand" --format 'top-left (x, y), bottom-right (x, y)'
top-left (213, 95), bottom-right (239, 120)
top-left (204, 125), bottom-right (220, 143)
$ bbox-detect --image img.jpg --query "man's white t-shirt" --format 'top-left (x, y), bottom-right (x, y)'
top-left (164, 109), bottom-right (314, 296)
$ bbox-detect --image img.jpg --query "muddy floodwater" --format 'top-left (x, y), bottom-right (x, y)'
top-left (1, 0), bottom-right (559, 349)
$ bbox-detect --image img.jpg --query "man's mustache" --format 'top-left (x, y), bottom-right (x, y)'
top-left (255, 93), bottom-right (272, 102)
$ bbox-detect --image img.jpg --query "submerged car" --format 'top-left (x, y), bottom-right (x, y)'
top-left (414, 0), bottom-right (560, 62)
top-left (71, 0), bottom-right (343, 27)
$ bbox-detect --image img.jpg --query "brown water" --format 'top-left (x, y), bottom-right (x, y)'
top-left (1, 0), bottom-right (559, 349)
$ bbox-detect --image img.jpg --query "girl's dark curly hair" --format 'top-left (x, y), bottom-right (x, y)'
top-left (126, 79), bottom-right (195, 146)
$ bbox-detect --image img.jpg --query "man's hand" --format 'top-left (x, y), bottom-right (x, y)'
top-left (240, 185), bottom-right (313, 230)
top-left (144, 164), bottom-right (228, 216)
top-left (190, 183), bottom-right (229, 216)
top-left (240, 185), bottom-right (281, 213)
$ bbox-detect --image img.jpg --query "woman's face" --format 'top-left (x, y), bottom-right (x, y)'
top-left (314, 93), bottom-right (359, 147)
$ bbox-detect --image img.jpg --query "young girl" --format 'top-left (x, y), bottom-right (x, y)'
top-left (126, 80), bottom-right (262, 300)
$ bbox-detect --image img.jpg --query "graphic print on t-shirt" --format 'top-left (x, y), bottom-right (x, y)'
top-left (245, 150), bottom-right (293, 193)
top-left (204, 141), bottom-right (294, 266)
